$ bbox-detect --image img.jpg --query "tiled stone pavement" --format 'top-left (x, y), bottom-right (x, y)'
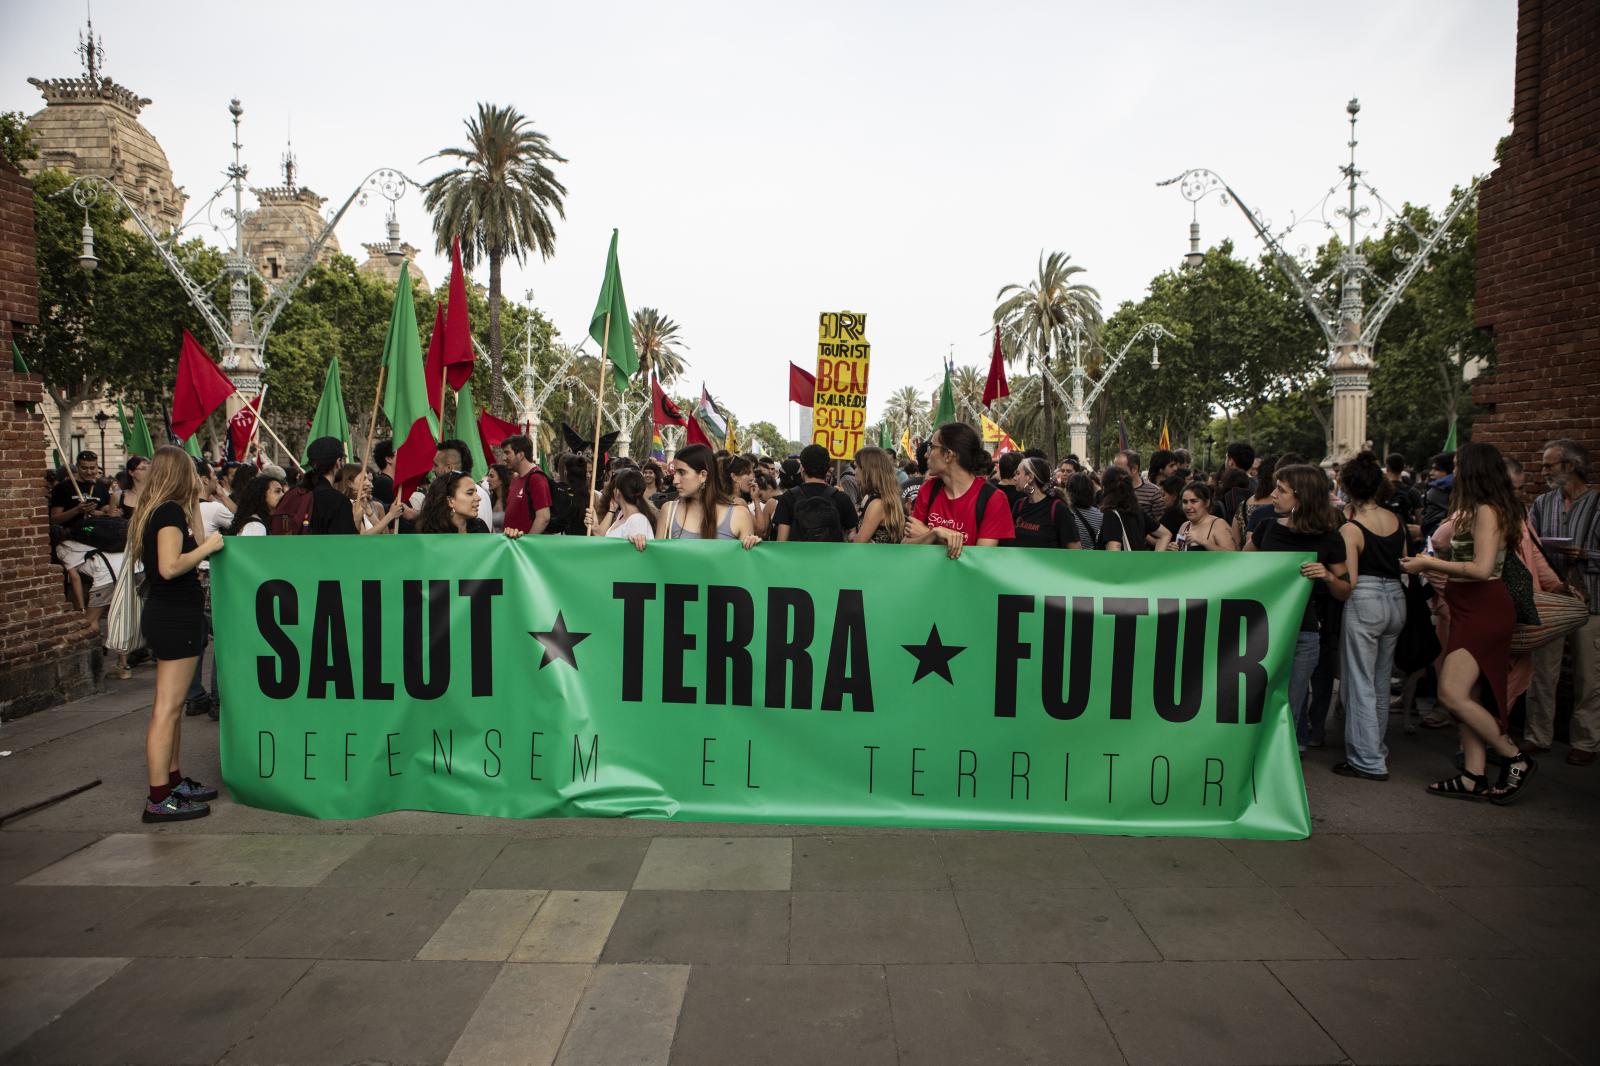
top-left (1, 678), bottom-right (1598, 1064)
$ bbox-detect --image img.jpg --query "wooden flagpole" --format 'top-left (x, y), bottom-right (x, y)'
top-left (360, 366), bottom-right (387, 475)
top-left (585, 313), bottom-right (610, 536)
top-left (241, 384), bottom-right (269, 459)
top-left (248, 407), bottom-right (297, 464)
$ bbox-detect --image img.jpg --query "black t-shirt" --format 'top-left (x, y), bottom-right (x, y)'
top-left (1011, 496), bottom-right (1079, 549)
top-left (1159, 503), bottom-right (1185, 537)
top-left (999, 483), bottom-right (1025, 512)
top-left (49, 478), bottom-right (110, 529)
top-left (309, 482), bottom-right (358, 535)
top-left (143, 501), bottom-right (203, 606)
top-left (773, 482), bottom-right (858, 535)
top-left (1100, 508), bottom-right (1149, 550)
top-left (370, 472), bottom-right (396, 511)
top-left (1252, 520), bottom-right (1347, 631)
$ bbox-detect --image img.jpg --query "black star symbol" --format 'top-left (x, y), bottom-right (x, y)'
top-left (902, 624), bottom-right (966, 685)
top-left (529, 612), bottom-right (590, 670)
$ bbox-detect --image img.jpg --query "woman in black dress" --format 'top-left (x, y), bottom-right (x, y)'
top-left (124, 446), bottom-right (224, 822)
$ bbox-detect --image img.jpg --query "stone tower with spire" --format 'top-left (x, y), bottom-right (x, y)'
top-left (239, 143), bottom-right (342, 288)
top-left (23, 14), bottom-right (187, 232)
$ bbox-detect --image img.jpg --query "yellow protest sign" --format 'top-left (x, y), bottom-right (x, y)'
top-left (811, 311), bottom-right (871, 459)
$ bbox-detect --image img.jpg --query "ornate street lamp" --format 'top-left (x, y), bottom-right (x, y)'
top-left (1159, 99), bottom-right (1480, 462)
top-left (93, 410), bottom-right (108, 456)
top-left (1021, 319), bottom-right (1173, 464)
top-left (61, 98), bottom-right (420, 406)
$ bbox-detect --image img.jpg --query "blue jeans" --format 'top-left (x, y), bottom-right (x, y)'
top-left (1289, 630), bottom-right (1321, 750)
top-left (1340, 576), bottom-right (1406, 773)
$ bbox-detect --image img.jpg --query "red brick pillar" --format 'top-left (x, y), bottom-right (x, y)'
top-left (0, 160), bottom-right (100, 718)
top-left (1473, 0), bottom-right (1600, 473)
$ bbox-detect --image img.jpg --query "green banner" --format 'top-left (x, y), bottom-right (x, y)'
top-left (212, 539), bottom-right (1313, 839)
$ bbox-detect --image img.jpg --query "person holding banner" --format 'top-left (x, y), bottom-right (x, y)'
top-left (653, 444), bottom-right (761, 548)
top-left (417, 472), bottom-right (493, 534)
top-left (1170, 482), bottom-right (1237, 552)
top-left (851, 446), bottom-right (906, 544)
top-left (224, 465), bottom-right (287, 538)
top-left (1246, 464), bottom-right (1352, 753)
top-left (124, 446), bottom-right (224, 822)
top-left (1009, 456), bottom-right (1082, 550)
top-left (585, 467), bottom-right (657, 549)
top-left (906, 422), bottom-right (1014, 558)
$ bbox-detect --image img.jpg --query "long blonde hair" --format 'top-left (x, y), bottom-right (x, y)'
top-left (854, 446), bottom-right (905, 542)
top-left (125, 446), bottom-right (200, 568)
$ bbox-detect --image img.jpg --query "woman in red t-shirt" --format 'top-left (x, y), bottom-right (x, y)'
top-left (906, 422), bottom-right (1015, 558)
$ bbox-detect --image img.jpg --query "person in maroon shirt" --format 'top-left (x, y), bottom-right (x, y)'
top-left (500, 435), bottom-right (552, 534)
top-left (907, 422), bottom-right (1015, 558)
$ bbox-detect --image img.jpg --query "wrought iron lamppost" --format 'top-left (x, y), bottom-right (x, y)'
top-left (63, 98), bottom-right (419, 419)
top-left (1159, 98), bottom-right (1480, 463)
top-left (93, 410), bottom-right (108, 457)
top-left (1032, 320), bottom-right (1173, 464)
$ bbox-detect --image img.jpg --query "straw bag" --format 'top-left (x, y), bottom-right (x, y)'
top-left (105, 554), bottom-right (143, 654)
top-left (1511, 588), bottom-right (1589, 653)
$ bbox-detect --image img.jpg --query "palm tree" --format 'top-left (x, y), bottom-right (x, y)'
top-left (631, 307), bottom-right (688, 387)
top-left (423, 103), bottom-right (567, 411)
top-left (884, 385), bottom-right (929, 440)
top-left (952, 365), bottom-right (985, 426)
top-left (994, 251), bottom-right (1101, 462)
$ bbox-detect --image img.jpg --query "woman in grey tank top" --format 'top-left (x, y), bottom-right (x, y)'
top-left (649, 444), bottom-right (761, 549)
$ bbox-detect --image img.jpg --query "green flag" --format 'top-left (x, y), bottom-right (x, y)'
top-left (589, 230), bottom-right (638, 392)
top-left (11, 337), bottom-right (28, 374)
top-left (450, 375), bottom-right (493, 479)
top-left (381, 262), bottom-right (438, 493)
top-left (128, 407), bottom-right (156, 459)
top-left (302, 357), bottom-right (352, 465)
top-left (933, 362), bottom-right (956, 426)
top-left (1443, 421), bottom-right (1458, 452)
top-left (182, 433), bottom-right (203, 458)
top-left (878, 422), bottom-right (890, 449)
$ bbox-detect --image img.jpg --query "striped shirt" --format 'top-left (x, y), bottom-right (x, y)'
top-left (1531, 486), bottom-right (1600, 614)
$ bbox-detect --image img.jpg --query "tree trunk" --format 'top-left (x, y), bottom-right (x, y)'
top-left (1039, 335), bottom-right (1057, 465)
top-left (488, 250), bottom-right (504, 413)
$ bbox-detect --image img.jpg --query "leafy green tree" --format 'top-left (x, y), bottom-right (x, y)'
top-left (743, 420), bottom-right (788, 458)
top-left (994, 251), bottom-right (1101, 462)
top-left (423, 103), bottom-right (567, 412)
top-left (2, 111), bottom-right (39, 169)
top-left (24, 168), bottom-right (223, 451)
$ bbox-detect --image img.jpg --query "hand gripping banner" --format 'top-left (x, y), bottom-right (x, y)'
top-left (213, 538), bottom-right (1313, 839)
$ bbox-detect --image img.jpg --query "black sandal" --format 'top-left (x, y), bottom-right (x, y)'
top-left (1427, 771), bottom-right (1488, 800)
top-left (1488, 753), bottom-right (1538, 805)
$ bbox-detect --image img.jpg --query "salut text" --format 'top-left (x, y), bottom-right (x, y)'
top-left (248, 579), bottom-right (1273, 726)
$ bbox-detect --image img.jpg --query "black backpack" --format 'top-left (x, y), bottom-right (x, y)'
top-left (530, 471), bottom-right (581, 535)
top-left (791, 487), bottom-right (845, 542)
top-left (71, 516), bottom-right (128, 551)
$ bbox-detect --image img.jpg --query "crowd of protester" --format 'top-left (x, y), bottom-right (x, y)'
top-left (43, 424), bottom-right (1600, 823)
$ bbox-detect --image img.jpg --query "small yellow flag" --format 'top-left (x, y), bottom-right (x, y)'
top-left (899, 428), bottom-right (914, 459)
top-left (726, 417), bottom-right (739, 453)
top-left (1158, 420), bottom-right (1171, 451)
top-left (981, 414), bottom-right (1005, 443)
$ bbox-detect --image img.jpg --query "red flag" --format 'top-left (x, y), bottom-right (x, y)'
top-left (476, 409), bottom-right (520, 467)
top-left (983, 326), bottom-right (1009, 407)
top-left (653, 374), bottom-right (687, 427)
top-left (789, 362), bottom-right (816, 407)
top-left (684, 415), bottom-right (713, 449)
top-left (443, 236), bottom-right (473, 388)
top-left (171, 331), bottom-right (236, 441)
top-left (227, 394), bottom-right (262, 459)
top-left (424, 302), bottom-right (448, 418)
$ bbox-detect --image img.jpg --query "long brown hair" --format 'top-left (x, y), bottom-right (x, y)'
top-left (673, 444), bottom-right (730, 540)
top-left (334, 463), bottom-right (366, 501)
top-left (125, 446), bottom-right (200, 568)
top-left (1449, 441), bottom-right (1523, 551)
top-left (854, 446), bottom-right (904, 543)
top-left (1276, 464), bottom-right (1340, 534)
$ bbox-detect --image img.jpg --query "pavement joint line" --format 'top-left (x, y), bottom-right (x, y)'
top-left (1068, 961), bottom-right (1134, 1066)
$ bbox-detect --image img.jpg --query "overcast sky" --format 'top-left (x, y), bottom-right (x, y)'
top-left (4, 0), bottom-right (1515, 433)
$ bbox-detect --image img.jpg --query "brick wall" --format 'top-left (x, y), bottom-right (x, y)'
top-left (1473, 0), bottom-right (1600, 472)
top-left (0, 160), bottom-right (100, 718)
